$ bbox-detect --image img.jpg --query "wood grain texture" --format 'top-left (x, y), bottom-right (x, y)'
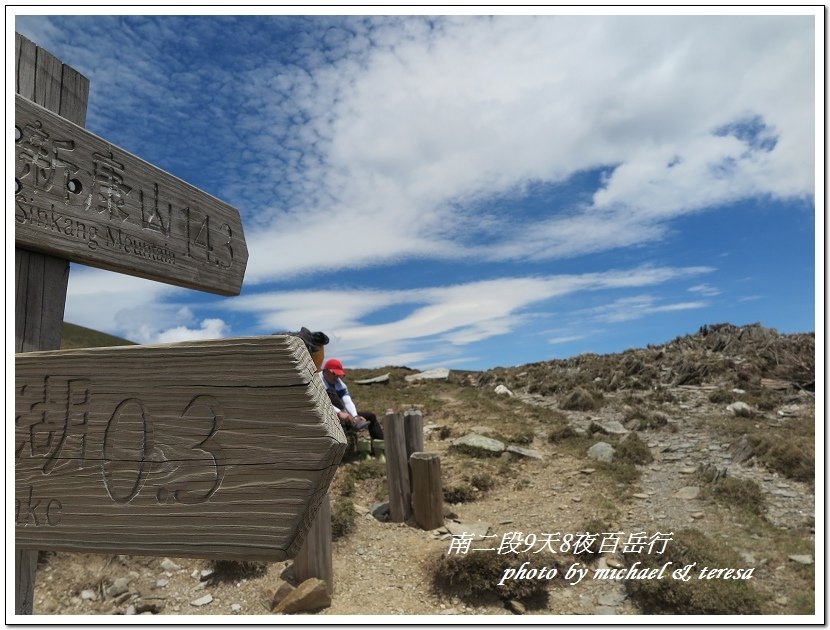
top-left (404, 409), bottom-right (424, 461)
top-left (15, 31), bottom-right (88, 615)
top-left (383, 412), bottom-right (412, 523)
top-left (294, 493), bottom-right (333, 594)
top-left (410, 452), bottom-right (444, 531)
top-left (15, 94), bottom-right (248, 296)
top-left (15, 336), bottom-right (347, 561)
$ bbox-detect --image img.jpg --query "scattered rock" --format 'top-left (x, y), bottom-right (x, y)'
top-left (265, 580), bottom-right (297, 610)
top-left (354, 373), bottom-right (390, 384)
top-left (788, 555), bottom-right (813, 565)
top-left (506, 445), bottom-right (543, 460)
top-left (452, 434), bottom-right (506, 456)
top-left (405, 368), bottom-right (450, 382)
top-left (273, 578), bottom-right (331, 614)
top-left (160, 558), bottom-right (181, 572)
top-left (80, 589), bottom-right (97, 601)
top-left (605, 557), bottom-right (625, 569)
top-left (105, 577), bottom-right (130, 598)
top-left (190, 594), bottom-right (213, 607)
top-left (445, 521), bottom-right (491, 540)
top-left (727, 401), bottom-right (752, 416)
top-left (587, 441), bottom-right (615, 463)
top-left (589, 420), bottom-right (629, 435)
top-left (506, 599), bottom-right (526, 614)
top-left (231, 603), bottom-right (242, 612)
top-left (729, 436), bottom-right (755, 464)
top-left (371, 502), bottom-right (390, 522)
top-left (673, 486), bottom-right (700, 500)
top-left (155, 579), bottom-right (169, 588)
top-left (494, 384), bottom-right (514, 397)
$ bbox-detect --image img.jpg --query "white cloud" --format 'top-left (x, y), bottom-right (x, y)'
top-left (688, 283), bottom-right (721, 297)
top-left (585, 294), bottom-right (709, 323)
top-left (235, 15), bottom-right (813, 282)
top-left (227, 264), bottom-right (712, 366)
top-left (155, 318), bottom-right (229, 344)
top-left (64, 265), bottom-right (182, 342)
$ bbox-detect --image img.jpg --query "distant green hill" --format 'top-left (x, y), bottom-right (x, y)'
top-left (61, 322), bottom-right (135, 349)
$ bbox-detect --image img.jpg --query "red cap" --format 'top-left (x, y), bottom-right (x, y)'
top-left (323, 358), bottom-right (345, 376)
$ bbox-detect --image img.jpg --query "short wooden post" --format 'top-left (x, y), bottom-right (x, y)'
top-left (404, 409), bottom-right (424, 459)
top-left (410, 453), bottom-right (444, 531)
top-left (384, 412), bottom-right (411, 522)
top-left (15, 32), bottom-right (88, 616)
top-left (294, 493), bottom-right (333, 595)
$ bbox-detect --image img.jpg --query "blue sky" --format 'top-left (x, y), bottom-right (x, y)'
top-left (11, 10), bottom-right (820, 371)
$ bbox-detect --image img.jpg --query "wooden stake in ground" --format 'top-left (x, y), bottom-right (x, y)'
top-left (294, 493), bottom-right (334, 595)
top-left (410, 452), bottom-right (444, 531)
top-left (384, 411), bottom-right (412, 522)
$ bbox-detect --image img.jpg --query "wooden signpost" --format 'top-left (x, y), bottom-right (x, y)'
top-left (14, 33), bottom-right (344, 614)
top-left (15, 336), bottom-right (346, 561)
top-left (15, 94), bottom-right (248, 296)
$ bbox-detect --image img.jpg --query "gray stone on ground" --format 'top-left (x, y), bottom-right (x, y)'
top-left (266, 580), bottom-right (296, 610)
top-left (506, 599), bottom-right (526, 614)
top-left (190, 594), bottom-right (213, 607)
top-left (587, 441), bottom-right (615, 463)
top-left (405, 368), bottom-right (450, 382)
top-left (674, 486), bottom-right (700, 500)
top-left (788, 554), bottom-right (813, 565)
top-left (729, 436), bottom-right (755, 464)
top-left (494, 384), bottom-right (514, 397)
top-left (452, 434), bottom-right (506, 456)
top-left (106, 577), bottom-right (130, 598)
top-left (371, 502), bottom-right (390, 521)
top-left (727, 401), bottom-right (752, 416)
top-left (273, 578), bottom-right (331, 614)
top-left (80, 589), bottom-right (97, 601)
top-left (445, 521), bottom-right (491, 539)
top-left (160, 558), bottom-right (181, 571)
top-left (354, 373), bottom-right (390, 384)
top-left (590, 420), bottom-right (629, 435)
top-left (506, 445), bottom-right (544, 460)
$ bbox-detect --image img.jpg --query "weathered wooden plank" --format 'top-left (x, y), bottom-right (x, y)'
top-left (15, 335), bottom-right (347, 561)
top-left (15, 94), bottom-right (248, 296)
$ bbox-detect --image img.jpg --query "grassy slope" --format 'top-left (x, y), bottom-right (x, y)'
top-left (60, 322), bottom-right (135, 349)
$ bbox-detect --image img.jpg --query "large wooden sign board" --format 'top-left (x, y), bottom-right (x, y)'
top-left (15, 336), bottom-right (346, 561)
top-left (15, 94), bottom-right (248, 296)
top-left (14, 32), bottom-right (341, 614)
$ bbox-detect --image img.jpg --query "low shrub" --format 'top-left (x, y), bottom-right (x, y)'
top-left (625, 528), bottom-right (762, 614)
top-left (560, 387), bottom-right (603, 411)
top-left (431, 549), bottom-right (557, 606)
top-left (470, 473), bottom-right (496, 492)
top-left (548, 423), bottom-right (578, 443)
top-left (207, 560), bottom-right (268, 583)
top-left (444, 484), bottom-right (478, 504)
top-left (615, 433), bottom-right (654, 466)
top-left (705, 476), bottom-right (765, 516)
top-left (331, 498), bottom-right (358, 540)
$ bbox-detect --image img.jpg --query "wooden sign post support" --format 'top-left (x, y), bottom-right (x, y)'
top-left (14, 33), bottom-right (344, 615)
top-left (15, 32), bottom-right (89, 616)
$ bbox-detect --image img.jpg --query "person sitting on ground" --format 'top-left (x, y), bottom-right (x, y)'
top-left (320, 358), bottom-right (384, 440)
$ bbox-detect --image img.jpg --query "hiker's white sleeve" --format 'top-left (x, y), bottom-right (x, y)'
top-left (341, 393), bottom-right (358, 417)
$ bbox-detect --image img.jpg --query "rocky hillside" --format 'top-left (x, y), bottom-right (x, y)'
top-left (29, 322), bottom-right (816, 618)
